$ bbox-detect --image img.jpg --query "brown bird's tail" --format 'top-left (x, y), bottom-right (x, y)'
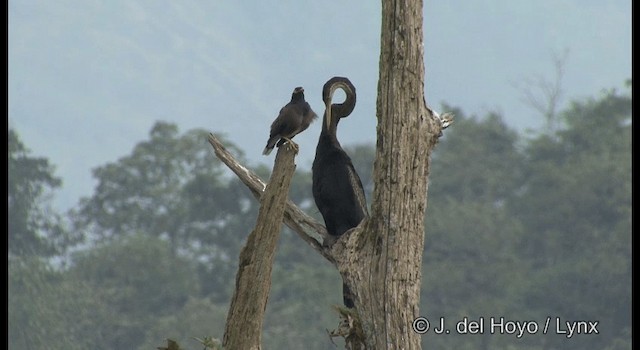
top-left (262, 137), bottom-right (277, 155)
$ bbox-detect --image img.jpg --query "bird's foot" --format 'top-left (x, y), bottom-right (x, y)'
top-left (281, 137), bottom-right (299, 154)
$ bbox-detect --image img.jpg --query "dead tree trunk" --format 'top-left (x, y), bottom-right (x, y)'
top-left (222, 143), bottom-right (297, 350)
top-left (329, 0), bottom-right (442, 348)
top-left (209, 1), bottom-right (450, 348)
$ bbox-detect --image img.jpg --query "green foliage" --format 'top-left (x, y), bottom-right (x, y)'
top-left (8, 258), bottom-right (112, 350)
top-left (419, 84), bottom-right (631, 349)
top-left (140, 298), bottom-right (226, 350)
top-left (429, 108), bottom-right (524, 204)
top-left (71, 121), bottom-right (255, 301)
top-left (512, 87), bottom-right (631, 265)
top-left (73, 122), bottom-right (245, 247)
top-left (263, 262), bottom-right (347, 349)
top-left (8, 128), bottom-right (75, 258)
top-left (422, 110), bottom-right (527, 350)
top-left (506, 86), bottom-right (632, 350)
top-left (68, 234), bottom-right (201, 349)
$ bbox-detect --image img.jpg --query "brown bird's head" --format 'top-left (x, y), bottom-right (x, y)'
top-left (291, 86), bottom-right (305, 102)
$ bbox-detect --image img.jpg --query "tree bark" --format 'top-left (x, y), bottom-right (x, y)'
top-left (331, 0), bottom-right (442, 348)
top-left (222, 143), bottom-right (298, 350)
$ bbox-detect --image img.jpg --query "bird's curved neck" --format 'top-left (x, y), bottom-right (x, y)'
top-left (317, 111), bottom-right (342, 157)
top-left (321, 106), bottom-right (340, 138)
top-left (321, 92), bottom-right (355, 138)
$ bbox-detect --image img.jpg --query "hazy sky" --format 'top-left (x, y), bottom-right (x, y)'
top-left (8, 1), bottom-right (631, 212)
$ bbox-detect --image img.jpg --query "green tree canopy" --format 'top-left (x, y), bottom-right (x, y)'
top-left (510, 85), bottom-right (631, 350)
top-left (8, 128), bottom-right (74, 258)
top-left (421, 109), bottom-right (527, 350)
top-left (9, 258), bottom-right (113, 350)
top-left (68, 234), bottom-right (201, 349)
top-left (71, 121), bottom-right (256, 300)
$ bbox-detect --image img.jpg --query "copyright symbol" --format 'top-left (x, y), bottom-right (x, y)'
top-left (412, 317), bottom-right (430, 334)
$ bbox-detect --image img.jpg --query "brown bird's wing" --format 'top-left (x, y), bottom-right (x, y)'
top-left (262, 91), bottom-right (318, 155)
top-left (272, 106), bottom-right (297, 135)
top-left (262, 105), bottom-right (302, 155)
top-left (299, 102), bottom-right (318, 132)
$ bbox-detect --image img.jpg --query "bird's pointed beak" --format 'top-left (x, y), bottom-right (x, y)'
top-left (325, 100), bottom-right (332, 129)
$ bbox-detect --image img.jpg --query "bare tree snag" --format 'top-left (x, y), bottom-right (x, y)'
top-left (222, 143), bottom-right (298, 350)
top-left (512, 48), bottom-right (569, 133)
top-left (207, 134), bottom-right (332, 262)
top-left (330, 0), bottom-right (447, 348)
top-left (210, 0), bottom-right (451, 347)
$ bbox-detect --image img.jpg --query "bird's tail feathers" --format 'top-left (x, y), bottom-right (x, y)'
top-left (262, 137), bottom-right (277, 155)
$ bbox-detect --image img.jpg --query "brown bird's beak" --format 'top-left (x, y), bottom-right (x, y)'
top-left (325, 81), bottom-right (346, 129)
top-left (325, 99), bottom-right (332, 129)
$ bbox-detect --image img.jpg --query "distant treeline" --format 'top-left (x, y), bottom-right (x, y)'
top-left (8, 81), bottom-right (631, 350)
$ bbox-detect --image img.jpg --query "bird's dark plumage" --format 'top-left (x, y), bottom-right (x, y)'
top-left (312, 77), bottom-right (368, 239)
top-left (262, 87), bottom-right (318, 155)
top-left (312, 77), bottom-right (368, 308)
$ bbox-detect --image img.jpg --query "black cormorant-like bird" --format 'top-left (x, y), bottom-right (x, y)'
top-left (312, 77), bottom-right (368, 239)
top-left (262, 87), bottom-right (318, 155)
top-left (312, 77), bottom-right (368, 308)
